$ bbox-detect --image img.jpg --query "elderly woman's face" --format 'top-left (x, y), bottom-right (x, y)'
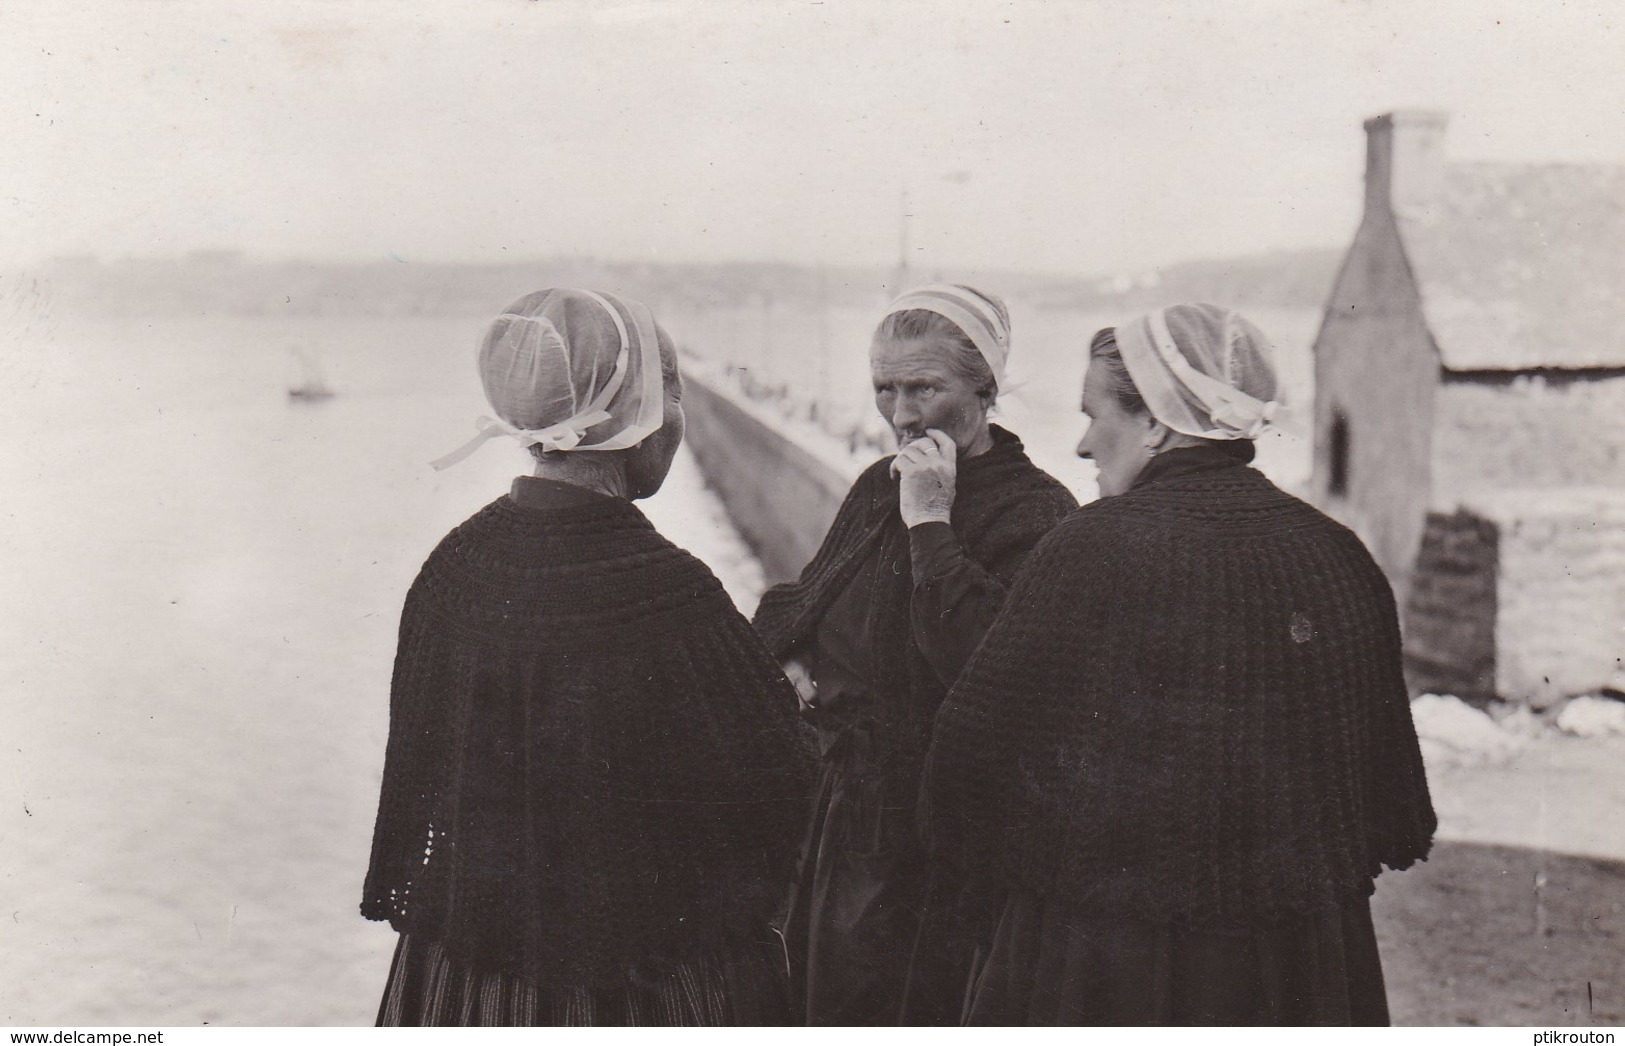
top-left (871, 336), bottom-right (990, 453)
top-left (1077, 360), bottom-right (1155, 498)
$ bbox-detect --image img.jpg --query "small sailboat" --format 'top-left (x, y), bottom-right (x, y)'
top-left (287, 346), bottom-right (335, 402)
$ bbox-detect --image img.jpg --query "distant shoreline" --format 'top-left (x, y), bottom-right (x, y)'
top-left (11, 248), bottom-right (1342, 319)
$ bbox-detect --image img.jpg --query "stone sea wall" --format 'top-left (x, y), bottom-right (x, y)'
top-left (680, 369), bottom-right (860, 587)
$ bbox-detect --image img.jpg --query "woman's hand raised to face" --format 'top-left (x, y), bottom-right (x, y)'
top-left (893, 428), bottom-right (958, 528)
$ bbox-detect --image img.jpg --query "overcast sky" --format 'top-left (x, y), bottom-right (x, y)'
top-left (4, 0), bottom-right (1623, 277)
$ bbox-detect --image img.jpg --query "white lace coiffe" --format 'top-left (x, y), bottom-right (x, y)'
top-left (882, 284), bottom-right (1011, 392)
top-left (431, 289), bottom-right (664, 470)
top-left (1114, 304), bottom-right (1284, 440)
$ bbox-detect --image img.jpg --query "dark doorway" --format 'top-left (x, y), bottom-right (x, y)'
top-left (1329, 410), bottom-right (1351, 498)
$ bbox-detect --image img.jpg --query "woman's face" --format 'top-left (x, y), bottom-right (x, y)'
top-left (870, 335), bottom-right (991, 453)
top-left (1076, 360), bottom-right (1157, 498)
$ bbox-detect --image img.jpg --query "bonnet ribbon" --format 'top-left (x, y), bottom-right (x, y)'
top-left (427, 399), bottom-right (618, 471)
top-left (1137, 308), bottom-right (1282, 440)
top-left (429, 290), bottom-right (636, 471)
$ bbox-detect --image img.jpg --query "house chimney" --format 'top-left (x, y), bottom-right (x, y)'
top-left (1363, 110), bottom-right (1449, 218)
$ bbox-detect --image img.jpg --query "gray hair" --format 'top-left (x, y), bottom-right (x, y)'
top-left (874, 284), bottom-right (1006, 404)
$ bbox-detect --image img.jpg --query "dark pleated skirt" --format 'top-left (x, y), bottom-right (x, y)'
top-left (963, 891), bottom-right (1390, 1026)
top-left (375, 932), bottom-right (792, 1027)
top-left (781, 747), bottom-right (930, 1026)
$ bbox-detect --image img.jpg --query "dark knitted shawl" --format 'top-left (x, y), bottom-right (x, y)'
top-left (752, 426), bottom-right (1075, 812)
top-left (924, 449), bottom-right (1437, 926)
top-left (361, 491), bottom-right (818, 988)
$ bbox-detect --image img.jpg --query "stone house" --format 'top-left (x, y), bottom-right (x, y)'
top-left (1311, 110), bottom-right (1625, 704)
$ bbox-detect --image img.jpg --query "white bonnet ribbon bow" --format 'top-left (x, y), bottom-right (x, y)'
top-left (1206, 391), bottom-right (1281, 440)
top-left (428, 410), bottom-right (613, 471)
top-left (1141, 308), bottom-right (1283, 440)
top-left (429, 328), bottom-right (633, 471)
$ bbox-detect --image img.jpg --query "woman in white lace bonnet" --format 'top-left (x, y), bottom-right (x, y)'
top-left (1079, 301), bottom-right (1283, 492)
top-left (920, 303), bottom-right (1435, 1025)
top-left (362, 288), bottom-right (815, 1027)
top-left (430, 286), bottom-right (683, 492)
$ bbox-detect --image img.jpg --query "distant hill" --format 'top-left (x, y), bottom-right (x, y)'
top-left (30, 254), bottom-right (898, 317)
top-left (1026, 247), bottom-right (1344, 312)
top-left (22, 247), bottom-right (1345, 318)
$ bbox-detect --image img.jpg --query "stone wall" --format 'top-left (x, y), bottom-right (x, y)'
top-left (681, 372), bottom-right (855, 586)
top-left (1403, 510), bottom-right (1498, 703)
top-left (1379, 494), bottom-right (1625, 706)
top-left (1400, 494), bottom-right (1625, 705)
top-left (1432, 373), bottom-right (1625, 508)
top-left (1474, 490), bottom-right (1625, 704)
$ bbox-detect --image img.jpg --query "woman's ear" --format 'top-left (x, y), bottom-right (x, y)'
top-left (1144, 415), bottom-right (1174, 452)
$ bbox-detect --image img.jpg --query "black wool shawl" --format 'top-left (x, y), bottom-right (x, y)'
top-left (753, 426), bottom-right (1076, 809)
top-left (924, 450), bottom-right (1438, 926)
top-left (362, 492), bottom-right (818, 988)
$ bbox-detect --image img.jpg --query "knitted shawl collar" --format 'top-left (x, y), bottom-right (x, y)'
top-left (753, 425), bottom-right (1069, 659)
top-left (1130, 442), bottom-right (1254, 490)
top-left (752, 425), bottom-right (1075, 812)
top-left (362, 492), bottom-right (818, 987)
top-left (924, 461), bottom-right (1437, 925)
